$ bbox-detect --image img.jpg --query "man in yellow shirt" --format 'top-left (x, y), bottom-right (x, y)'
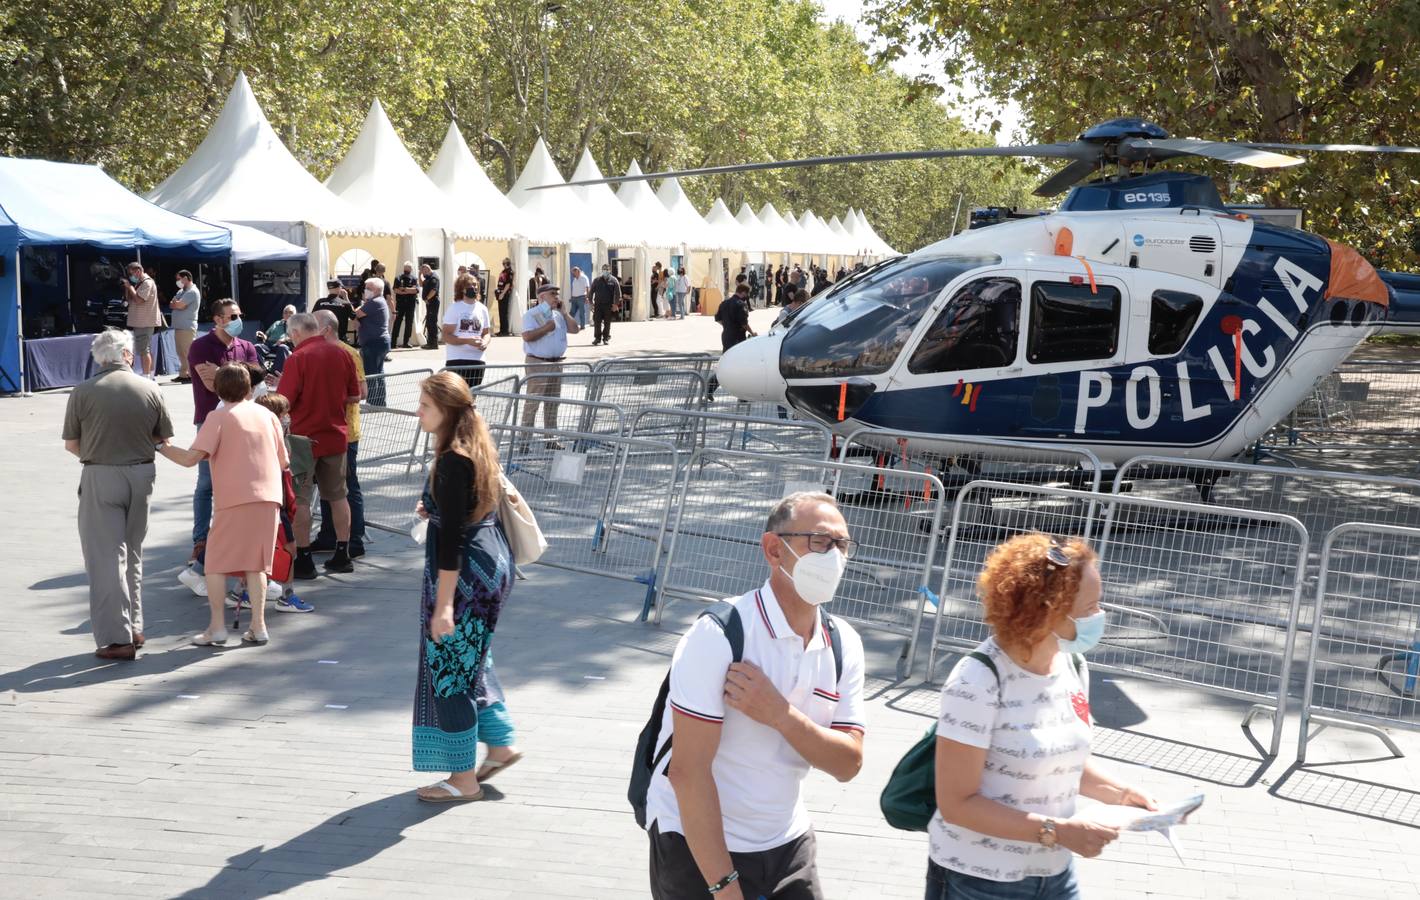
top-left (310, 310), bottom-right (369, 557)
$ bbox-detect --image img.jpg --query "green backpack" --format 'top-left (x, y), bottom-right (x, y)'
top-left (880, 651), bottom-right (1083, 832)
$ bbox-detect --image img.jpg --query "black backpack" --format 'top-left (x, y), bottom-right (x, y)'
top-left (629, 600), bottom-right (845, 828)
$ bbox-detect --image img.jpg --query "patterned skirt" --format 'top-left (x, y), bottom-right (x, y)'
top-left (412, 506), bottom-right (513, 773)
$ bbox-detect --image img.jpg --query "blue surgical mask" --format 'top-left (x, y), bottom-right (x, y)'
top-left (1057, 610), bottom-right (1106, 654)
top-left (128, 275), bottom-right (140, 284)
top-left (222, 318), bottom-right (244, 338)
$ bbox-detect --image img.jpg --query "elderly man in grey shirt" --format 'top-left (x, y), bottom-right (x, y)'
top-left (62, 329), bottom-right (175, 660)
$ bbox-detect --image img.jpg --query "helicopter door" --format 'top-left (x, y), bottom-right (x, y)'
top-left (1015, 271), bottom-right (1130, 439)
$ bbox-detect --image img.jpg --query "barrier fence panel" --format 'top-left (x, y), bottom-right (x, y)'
top-left (1277, 362), bottom-right (1420, 448)
top-left (475, 391), bottom-right (626, 453)
top-left (355, 370), bottom-right (435, 534)
top-left (527, 370), bottom-right (709, 433)
top-left (841, 427), bottom-right (1104, 495)
top-left (928, 481), bottom-right (1308, 755)
top-left (1113, 456), bottom-right (1420, 597)
top-left (1298, 523), bottom-right (1420, 763)
top-left (443, 362), bottom-right (595, 397)
top-left (593, 354), bottom-right (717, 378)
top-left (657, 449), bottom-right (947, 677)
top-left (629, 407), bottom-right (833, 468)
top-left (489, 424), bottom-right (679, 586)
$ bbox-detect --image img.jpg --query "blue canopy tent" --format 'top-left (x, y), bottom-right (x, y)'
top-left (0, 157), bottom-right (232, 392)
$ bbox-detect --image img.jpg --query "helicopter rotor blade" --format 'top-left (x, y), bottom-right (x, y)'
top-left (1033, 159), bottom-right (1102, 196)
top-left (1238, 142), bottom-right (1420, 155)
top-left (534, 144), bottom-right (1086, 189)
top-left (1127, 138), bottom-right (1304, 168)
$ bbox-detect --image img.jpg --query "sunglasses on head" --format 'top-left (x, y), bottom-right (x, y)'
top-left (1044, 536), bottom-right (1071, 570)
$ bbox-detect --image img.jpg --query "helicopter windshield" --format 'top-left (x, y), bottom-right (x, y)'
top-left (780, 255), bottom-right (1000, 378)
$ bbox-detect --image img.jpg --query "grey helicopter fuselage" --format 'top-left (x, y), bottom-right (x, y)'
top-left (714, 174), bottom-right (1395, 466)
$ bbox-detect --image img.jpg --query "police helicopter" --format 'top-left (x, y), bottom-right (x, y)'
top-left (555, 118), bottom-right (1420, 468)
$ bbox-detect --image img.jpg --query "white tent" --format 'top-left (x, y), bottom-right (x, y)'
top-left (214, 220), bottom-right (309, 263)
top-left (758, 202), bottom-right (808, 254)
top-left (617, 161), bottom-right (685, 319)
top-left (506, 138), bottom-right (595, 245)
top-left (427, 122), bottom-right (526, 241)
top-left (705, 199), bottom-right (749, 251)
top-left (325, 99), bottom-right (488, 337)
top-left (655, 179), bottom-right (718, 251)
top-left (852, 208), bottom-right (897, 257)
top-left (145, 72), bottom-right (395, 302)
top-left (828, 214), bottom-right (859, 256)
top-left (568, 149), bottom-right (646, 247)
top-left (735, 202), bottom-right (776, 253)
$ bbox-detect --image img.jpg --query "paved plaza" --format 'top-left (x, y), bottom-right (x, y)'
top-left (3, 313), bottom-right (1419, 899)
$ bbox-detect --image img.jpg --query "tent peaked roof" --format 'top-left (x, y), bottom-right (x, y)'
top-left (6, 158), bottom-right (230, 255)
top-left (427, 122), bottom-right (525, 240)
top-left (146, 72), bottom-right (389, 236)
top-left (568, 149), bottom-right (644, 246)
top-left (506, 138), bottom-right (592, 243)
top-left (655, 179), bottom-right (717, 249)
top-left (757, 202), bottom-right (808, 252)
top-left (854, 208), bottom-right (896, 255)
top-left (734, 202), bottom-right (773, 251)
top-left (616, 162), bottom-right (680, 247)
top-left (704, 198), bottom-right (750, 251)
top-left (324, 99), bottom-right (473, 236)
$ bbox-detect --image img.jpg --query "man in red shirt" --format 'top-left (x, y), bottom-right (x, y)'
top-left (278, 312), bottom-right (361, 579)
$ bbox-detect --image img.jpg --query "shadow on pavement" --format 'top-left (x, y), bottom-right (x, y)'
top-left (172, 791), bottom-right (480, 899)
top-left (1270, 761), bottom-right (1420, 829)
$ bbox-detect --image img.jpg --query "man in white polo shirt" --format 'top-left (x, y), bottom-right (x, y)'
top-left (520, 282), bottom-right (580, 440)
top-left (645, 492), bottom-right (867, 899)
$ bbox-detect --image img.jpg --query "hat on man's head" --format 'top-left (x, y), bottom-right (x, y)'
top-left (536, 282), bottom-right (560, 296)
top-left (326, 279), bottom-right (341, 288)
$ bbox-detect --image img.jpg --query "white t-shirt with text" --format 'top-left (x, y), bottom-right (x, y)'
top-left (443, 299), bottom-right (490, 362)
top-left (928, 637), bottom-right (1092, 882)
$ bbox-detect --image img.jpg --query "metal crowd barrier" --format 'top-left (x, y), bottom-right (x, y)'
top-left (592, 353), bottom-right (717, 377)
top-left (1297, 522), bottom-right (1420, 763)
top-left (629, 407), bottom-right (832, 470)
top-left (491, 423), bottom-right (679, 587)
top-left (1113, 455), bottom-right (1420, 606)
top-left (471, 389), bottom-right (626, 443)
top-left (1260, 361), bottom-right (1420, 461)
top-left (841, 427), bottom-right (1105, 494)
top-left (354, 370), bottom-right (435, 534)
top-left (655, 448), bottom-right (948, 677)
top-left (927, 481), bottom-right (1309, 756)
top-left (526, 370), bottom-right (709, 431)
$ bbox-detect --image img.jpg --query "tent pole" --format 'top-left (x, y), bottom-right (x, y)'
top-left (15, 249), bottom-right (29, 395)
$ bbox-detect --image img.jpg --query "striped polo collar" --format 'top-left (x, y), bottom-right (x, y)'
top-left (755, 581), bottom-right (828, 652)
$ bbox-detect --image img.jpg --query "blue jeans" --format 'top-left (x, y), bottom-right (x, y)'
top-left (569, 295), bottom-right (588, 328)
top-left (671, 291), bottom-right (686, 317)
top-left (361, 337), bottom-right (390, 406)
top-left (316, 441), bottom-right (365, 546)
top-left (192, 458), bottom-right (212, 567)
top-left (925, 860), bottom-right (1080, 900)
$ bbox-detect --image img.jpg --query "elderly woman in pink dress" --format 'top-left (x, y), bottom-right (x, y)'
top-left (160, 363), bottom-right (288, 646)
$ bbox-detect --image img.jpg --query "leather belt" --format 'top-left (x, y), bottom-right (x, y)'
top-left (528, 355), bottom-right (565, 362)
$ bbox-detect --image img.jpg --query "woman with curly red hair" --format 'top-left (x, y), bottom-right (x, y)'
top-left (926, 533), bottom-right (1157, 899)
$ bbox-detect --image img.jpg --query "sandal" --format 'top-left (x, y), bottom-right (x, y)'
top-left (416, 780), bottom-right (484, 803)
top-left (475, 751), bottom-right (524, 782)
top-left (191, 629), bottom-right (229, 647)
top-left (242, 628), bottom-right (269, 645)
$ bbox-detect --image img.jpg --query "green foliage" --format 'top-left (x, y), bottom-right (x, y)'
top-left (0, 0), bottom-right (1037, 252)
top-left (865, 0), bottom-right (1420, 268)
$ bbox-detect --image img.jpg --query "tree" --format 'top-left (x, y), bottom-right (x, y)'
top-left (866, 0), bottom-right (1420, 266)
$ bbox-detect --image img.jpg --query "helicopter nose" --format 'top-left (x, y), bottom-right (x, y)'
top-left (714, 333), bottom-right (786, 403)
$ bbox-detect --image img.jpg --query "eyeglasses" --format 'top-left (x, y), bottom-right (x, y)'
top-left (776, 532), bottom-right (859, 560)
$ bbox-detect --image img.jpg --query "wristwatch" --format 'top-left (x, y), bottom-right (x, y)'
top-left (1037, 818), bottom-right (1058, 848)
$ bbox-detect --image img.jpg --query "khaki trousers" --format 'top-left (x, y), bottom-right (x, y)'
top-left (78, 463), bottom-right (155, 646)
top-left (520, 356), bottom-right (564, 430)
top-left (174, 328), bottom-right (196, 378)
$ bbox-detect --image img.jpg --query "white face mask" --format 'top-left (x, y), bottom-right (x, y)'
top-left (779, 541), bottom-right (847, 606)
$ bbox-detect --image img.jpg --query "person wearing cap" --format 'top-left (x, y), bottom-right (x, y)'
top-left (520, 282), bottom-right (580, 438)
top-left (444, 282), bottom-right (492, 387)
top-left (313, 280), bottom-right (355, 344)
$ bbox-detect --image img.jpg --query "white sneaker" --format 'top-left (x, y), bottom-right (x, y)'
top-left (266, 581), bottom-right (283, 601)
top-left (178, 565), bottom-right (207, 597)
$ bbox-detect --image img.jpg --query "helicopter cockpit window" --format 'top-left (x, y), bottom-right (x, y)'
top-left (780, 255), bottom-right (999, 379)
top-left (907, 277), bottom-right (1020, 374)
top-left (1148, 289), bottom-right (1204, 355)
top-left (1027, 281), bottom-right (1122, 364)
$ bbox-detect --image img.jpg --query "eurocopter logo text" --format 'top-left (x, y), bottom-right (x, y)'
top-left (1073, 254), bottom-right (1325, 434)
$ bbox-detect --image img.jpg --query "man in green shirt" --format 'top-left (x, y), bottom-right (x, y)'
top-left (62, 329), bottom-right (176, 660)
